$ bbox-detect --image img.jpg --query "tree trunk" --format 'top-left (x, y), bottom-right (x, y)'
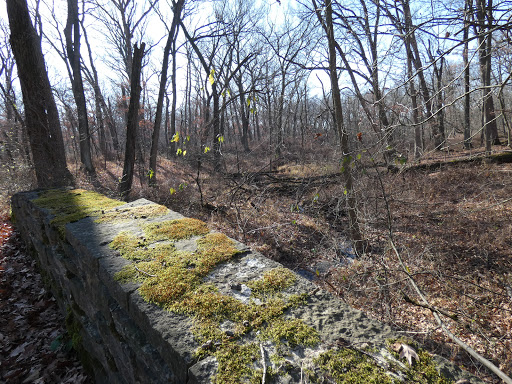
top-left (7, 0), bottom-right (72, 188)
top-left (317, 0), bottom-right (365, 254)
top-left (237, 78), bottom-right (250, 152)
top-left (406, 40), bottom-right (422, 158)
top-left (476, 0), bottom-right (499, 154)
top-left (170, 39), bottom-right (178, 156)
top-left (64, 0), bottom-right (95, 174)
top-left (180, 21), bottom-right (222, 171)
top-left (464, 0), bottom-right (472, 149)
top-left (81, 17), bottom-right (117, 158)
top-left (119, 42), bottom-right (145, 200)
top-left (149, 0), bottom-right (183, 185)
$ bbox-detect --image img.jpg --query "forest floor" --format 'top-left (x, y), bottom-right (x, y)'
top-left (1, 136), bottom-right (511, 383)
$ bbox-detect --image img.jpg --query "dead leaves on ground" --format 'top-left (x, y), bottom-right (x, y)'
top-left (0, 214), bottom-right (91, 384)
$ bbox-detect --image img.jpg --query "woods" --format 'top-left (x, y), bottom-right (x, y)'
top-left (1, 0), bottom-right (512, 382)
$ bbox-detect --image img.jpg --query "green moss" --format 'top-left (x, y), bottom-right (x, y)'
top-left (406, 351), bottom-right (453, 384)
top-left (144, 217), bottom-right (209, 241)
top-left (212, 343), bottom-right (260, 384)
top-left (110, 214), bottom-right (318, 383)
top-left (247, 267), bottom-right (296, 295)
top-left (310, 338), bottom-right (453, 384)
top-left (195, 233), bottom-right (241, 269)
top-left (95, 203), bottom-right (168, 223)
top-left (65, 307), bottom-right (83, 350)
top-left (311, 348), bottom-right (397, 384)
top-left (262, 318), bottom-right (319, 348)
top-left (176, 288), bottom-right (247, 322)
top-left (33, 189), bottom-right (124, 236)
top-left (110, 232), bottom-right (180, 262)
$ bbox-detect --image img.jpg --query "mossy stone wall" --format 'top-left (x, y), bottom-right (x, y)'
top-left (11, 189), bottom-right (481, 384)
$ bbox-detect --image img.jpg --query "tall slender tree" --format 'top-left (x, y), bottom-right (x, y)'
top-left (475, 0), bottom-right (500, 152)
top-left (149, 0), bottom-right (184, 185)
top-left (7, 0), bottom-right (72, 187)
top-left (64, 0), bottom-right (95, 174)
top-left (314, 0), bottom-right (365, 254)
top-left (120, 42), bottom-right (145, 199)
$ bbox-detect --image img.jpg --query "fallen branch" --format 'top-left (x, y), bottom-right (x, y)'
top-left (402, 293), bottom-right (458, 321)
top-left (390, 240), bottom-right (512, 384)
top-left (370, 151), bottom-right (512, 383)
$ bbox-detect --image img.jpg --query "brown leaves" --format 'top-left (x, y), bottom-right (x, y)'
top-left (0, 219), bottom-right (91, 383)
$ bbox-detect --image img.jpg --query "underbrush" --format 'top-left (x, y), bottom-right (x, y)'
top-left (1, 140), bottom-right (511, 383)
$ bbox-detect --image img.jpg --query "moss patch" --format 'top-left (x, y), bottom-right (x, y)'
top-left (247, 267), bottom-right (296, 296)
top-left (262, 318), bottom-right (319, 348)
top-left (386, 339), bottom-right (454, 384)
top-left (213, 343), bottom-right (261, 384)
top-left (144, 218), bottom-right (209, 241)
top-left (310, 348), bottom-right (397, 384)
top-left (309, 341), bottom-right (454, 384)
top-left (33, 189), bottom-right (124, 235)
top-left (112, 222), bottom-right (318, 382)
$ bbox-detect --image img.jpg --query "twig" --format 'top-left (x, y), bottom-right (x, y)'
top-left (390, 240), bottom-right (512, 384)
top-left (402, 293), bottom-right (458, 321)
top-left (135, 266), bottom-right (156, 278)
top-left (371, 153), bottom-right (512, 383)
top-left (260, 343), bottom-right (267, 384)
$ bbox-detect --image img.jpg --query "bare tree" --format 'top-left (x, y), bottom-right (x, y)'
top-left (64, 0), bottom-right (95, 174)
top-left (314, 0), bottom-right (365, 254)
top-left (148, 0), bottom-right (184, 185)
top-left (474, 0), bottom-right (500, 152)
top-left (7, 0), bottom-right (72, 187)
top-left (120, 43), bottom-right (145, 199)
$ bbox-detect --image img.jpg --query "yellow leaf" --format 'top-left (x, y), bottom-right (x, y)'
top-left (170, 188), bottom-right (176, 195)
top-left (209, 68), bottom-right (215, 85)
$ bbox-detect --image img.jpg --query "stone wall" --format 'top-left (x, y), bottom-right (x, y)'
top-left (11, 189), bottom-right (481, 384)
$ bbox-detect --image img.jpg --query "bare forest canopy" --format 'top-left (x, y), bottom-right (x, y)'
top-left (2, 0), bottom-right (512, 383)
top-left (2, 0), bottom-right (512, 175)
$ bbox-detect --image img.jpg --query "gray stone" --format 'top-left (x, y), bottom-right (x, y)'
top-left (10, 190), bottom-right (484, 384)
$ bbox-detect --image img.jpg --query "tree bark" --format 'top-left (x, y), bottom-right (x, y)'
top-left (119, 42), bottom-right (145, 200)
top-left (464, 0), bottom-right (473, 149)
top-left (7, 0), bottom-right (72, 188)
top-left (64, 0), bottom-right (94, 174)
top-left (180, 21), bottom-right (222, 171)
top-left (316, 0), bottom-right (365, 255)
top-left (476, 0), bottom-right (499, 153)
top-left (149, 0), bottom-right (184, 185)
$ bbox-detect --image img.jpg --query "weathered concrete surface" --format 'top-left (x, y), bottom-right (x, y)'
top-left (11, 189), bottom-right (482, 384)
